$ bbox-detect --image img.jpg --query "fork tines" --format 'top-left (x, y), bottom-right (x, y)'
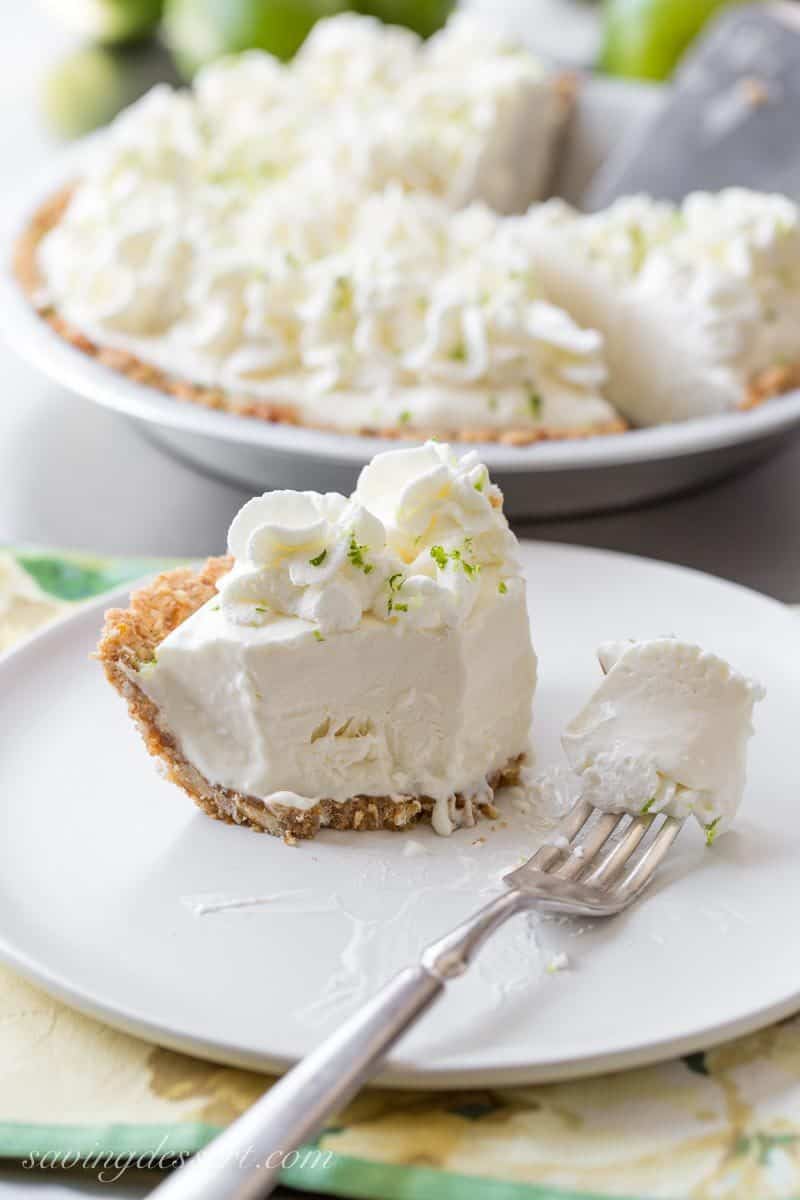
top-left (517, 800), bottom-right (683, 899)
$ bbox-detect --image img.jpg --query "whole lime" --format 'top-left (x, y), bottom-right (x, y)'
top-left (41, 42), bottom-right (179, 139)
top-left (163, 0), bottom-right (350, 76)
top-left (41, 0), bottom-right (164, 44)
top-left (600, 0), bottom-right (755, 81)
top-left (353, 0), bottom-right (455, 38)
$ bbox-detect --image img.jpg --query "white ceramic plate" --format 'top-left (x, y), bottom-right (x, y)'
top-left (4, 80), bottom-right (800, 517)
top-left (1, 541), bottom-right (798, 1088)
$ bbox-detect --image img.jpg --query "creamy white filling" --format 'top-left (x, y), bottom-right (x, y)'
top-left (135, 441), bottom-right (537, 833)
top-left (136, 583), bottom-right (536, 820)
top-left (526, 190), bottom-right (800, 425)
top-left (562, 638), bottom-right (765, 838)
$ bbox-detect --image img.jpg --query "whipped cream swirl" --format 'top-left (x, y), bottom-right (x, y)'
top-left (219, 492), bottom-right (389, 635)
top-left (357, 441), bottom-right (519, 629)
top-left (562, 638), bottom-right (765, 837)
top-left (218, 442), bottom-right (520, 635)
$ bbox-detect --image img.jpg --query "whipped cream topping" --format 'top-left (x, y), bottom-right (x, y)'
top-left (528, 189), bottom-right (800, 424)
top-left (291, 12), bottom-right (563, 211)
top-left (356, 441), bottom-right (520, 629)
top-left (34, 14), bottom-right (617, 436)
top-left (536, 190), bottom-right (800, 290)
top-left (39, 181), bottom-right (613, 434)
top-left (562, 638), bottom-right (765, 837)
top-left (56, 11), bottom-right (558, 210)
top-left (219, 441), bottom-right (521, 635)
top-left (134, 443), bottom-right (537, 832)
top-left (219, 492), bottom-right (389, 636)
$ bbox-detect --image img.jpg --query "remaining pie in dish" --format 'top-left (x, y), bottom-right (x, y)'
top-left (97, 442), bottom-right (538, 839)
top-left (16, 5), bottom-right (800, 441)
top-left (15, 14), bottom-right (630, 446)
top-left (527, 191), bottom-right (800, 424)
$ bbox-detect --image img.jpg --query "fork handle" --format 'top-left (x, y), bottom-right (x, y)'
top-left (151, 889), bottom-right (525, 1200)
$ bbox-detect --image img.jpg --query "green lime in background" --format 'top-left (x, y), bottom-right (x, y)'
top-left (353, 0), bottom-right (456, 38)
top-left (163, 0), bottom-right (351, 76)
top-left (41, 41), bottom-right (180, 138)
top-left (600, 0), bottom-right (757, 80)
top-left (42, 0), bottom-right (165, 44)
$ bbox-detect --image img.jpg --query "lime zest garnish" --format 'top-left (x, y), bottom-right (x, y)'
top-left (348, 533), bottom-right (374, 575)
top-left (641, 797), bottom-right (656, 814)
top-left (527, 388), bottom-right (543, 418)
top-left (498, 581), bottom-right (508, 595)
top-left (332, 275), bottom-right (352, 312)
top-left (705, 817), bottom-right (721, 847)
top-left (255, 605), bottom-right (267, 613)
top-left (309, 549), bottom-right (327, 567)
top-left (451, 546), bottom-right (479, 579)
top-left (387, 572), bottom-right (406, 614)
top-left (313, 629), bottom-right (324, 642)
top-left (399, 410), bottom-right (412, 425)
top-left (629, 225), bottom-right (647, 274)
top-left (430, 542), bottom-right (480, 578)
top-left (449, 341), bottom-right (467, 362)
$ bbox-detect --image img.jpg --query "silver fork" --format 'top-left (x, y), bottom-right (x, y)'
top-left (152, 802), bottom-right (683, 1200)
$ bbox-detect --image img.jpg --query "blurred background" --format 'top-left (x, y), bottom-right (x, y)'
top-left (32, 0), bottom-right (750, 142)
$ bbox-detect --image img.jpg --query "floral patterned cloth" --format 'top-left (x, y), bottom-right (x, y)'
top-left (1, 548), bottom-right (799, 1200)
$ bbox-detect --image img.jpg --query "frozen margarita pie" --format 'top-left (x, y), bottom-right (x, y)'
top-left (98, 443), bottom-right (538, 839)
top-left (527, 190), bottom-right (800, 425)
top-left (562, 638), bottom-right (764, 841)
top-left (15, 13), bottom-right (598, 444)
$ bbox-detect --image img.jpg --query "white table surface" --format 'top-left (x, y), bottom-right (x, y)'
top-left (1, 5), bottom-right (800, 1199)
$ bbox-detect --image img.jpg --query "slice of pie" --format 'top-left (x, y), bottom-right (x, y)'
top-left (526, 190), bottom-right (800, 425)
top-left (97, 442), bottom-right (538, 840)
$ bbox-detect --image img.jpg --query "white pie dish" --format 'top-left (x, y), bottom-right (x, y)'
top-left (0, 540), bottom-right (798, 1088)
top-left (3, 76), bottom-right (800, 518)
